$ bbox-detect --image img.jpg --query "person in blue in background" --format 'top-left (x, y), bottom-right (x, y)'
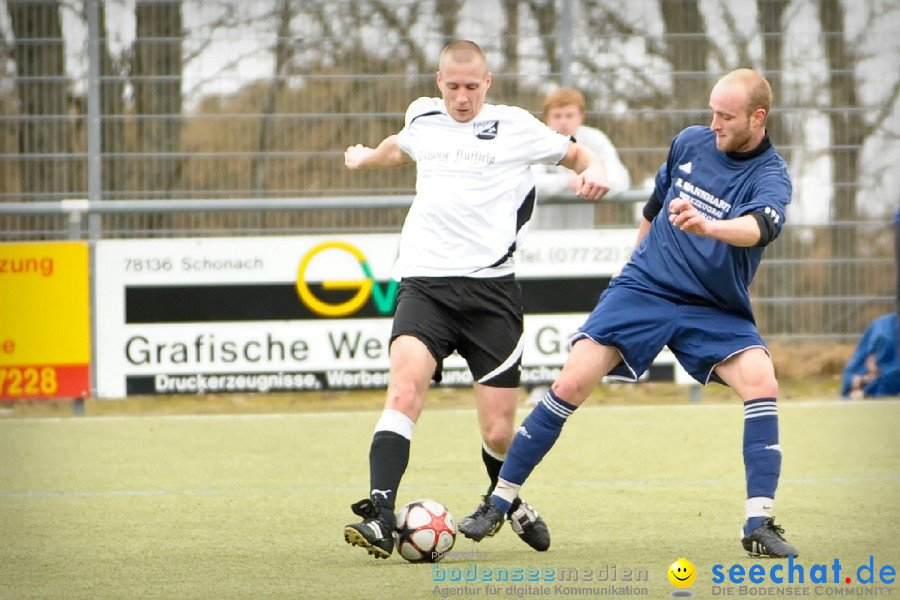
top-left (841, 313), bottom-right (900, 399)
top-left (895, 208), bottom-right (899, 318)
top-left (458, 68), bottom-right (800, 558)
top-left (841, 208), bottom-right (900, 399)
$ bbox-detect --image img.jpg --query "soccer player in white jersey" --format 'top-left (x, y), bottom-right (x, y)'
top-left (342, 39), bottom-right (610, 559)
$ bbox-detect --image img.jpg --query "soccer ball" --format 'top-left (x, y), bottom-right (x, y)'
top-left (394, 499), bottom-right (457, 563)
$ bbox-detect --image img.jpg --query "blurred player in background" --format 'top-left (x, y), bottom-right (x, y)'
top-left (342, 40), bottom-right (610, 559)
top-left (525, 87), bottom-right (632, 405)
top-left (459, 68), bottom-right (800, 559)
top-left (895, 208), bottom-right (899, 318)
top-left (531, 87), bottom-right (631, 229)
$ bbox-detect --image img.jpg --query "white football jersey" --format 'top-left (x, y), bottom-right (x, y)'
top-left (394, 97), bottom-right (571, 279)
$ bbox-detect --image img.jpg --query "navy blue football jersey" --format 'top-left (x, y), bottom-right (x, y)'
top-left (623, 126), bottom-right (792, 321)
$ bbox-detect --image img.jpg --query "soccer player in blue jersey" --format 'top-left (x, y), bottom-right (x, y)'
top-left (459, 68), bottom-right (799, 558)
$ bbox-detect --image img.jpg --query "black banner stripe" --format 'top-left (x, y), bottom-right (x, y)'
top-left (125, 278), bottom-right (611, 323)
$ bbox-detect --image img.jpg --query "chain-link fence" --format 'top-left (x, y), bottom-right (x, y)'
top-left (1, 0), bottom-right (897, 341)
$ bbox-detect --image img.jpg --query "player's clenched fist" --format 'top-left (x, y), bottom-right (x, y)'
top-left (668, 197), bottom-right (710, 236)
top-left (573, 167), bottom-right (610, 201)
top-left (345, 144), bottom-right (374, 170)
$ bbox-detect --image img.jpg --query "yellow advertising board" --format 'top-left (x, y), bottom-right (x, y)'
top-left (0, 242), bottom-right (90, 399)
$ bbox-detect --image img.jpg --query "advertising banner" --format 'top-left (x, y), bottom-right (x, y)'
top-left (95, 231), bottom-right (686, 397)
top-left (0, 242), bottom-right (91, 400)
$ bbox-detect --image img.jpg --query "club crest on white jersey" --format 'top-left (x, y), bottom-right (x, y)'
top-left (474, 120), bottom-right (499, 140)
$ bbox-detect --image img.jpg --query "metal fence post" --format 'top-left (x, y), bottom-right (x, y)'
top-left (84, 0), bottom-right (102, 407)
top-left (86, 0), bottom-right (101, 220)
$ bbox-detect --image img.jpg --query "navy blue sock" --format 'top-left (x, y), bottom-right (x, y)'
top-left (742, 397), bottom-right (781, 536)
top-left (745, 516), bottom-right (767, 534)
top-left (492, 388), bottom-right (577, 513)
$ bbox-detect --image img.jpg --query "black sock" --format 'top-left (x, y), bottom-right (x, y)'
top-left (369, 430), bottom-right (410, 510)
top-left (482, 445), bottom-right (504, 495)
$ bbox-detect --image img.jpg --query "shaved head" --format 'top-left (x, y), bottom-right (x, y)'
top-left (716, 68), bottom-right (772, 117)
top-left (438, 39), bottom-right (488, 76)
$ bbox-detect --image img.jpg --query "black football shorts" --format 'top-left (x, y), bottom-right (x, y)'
top-left (390, 276), bottom-right (524, 387)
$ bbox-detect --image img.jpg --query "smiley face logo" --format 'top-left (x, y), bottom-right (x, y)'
top-left (667, 558), bottom-right (696, 588)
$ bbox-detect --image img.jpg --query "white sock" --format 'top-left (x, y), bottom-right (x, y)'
top-left (492, 478), bottom-right (520, 513)
top-left (746, 497), bottom-right (774, 519)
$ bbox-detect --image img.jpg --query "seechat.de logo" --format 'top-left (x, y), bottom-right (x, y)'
top-left (711, 555), bottom-right (895, 586)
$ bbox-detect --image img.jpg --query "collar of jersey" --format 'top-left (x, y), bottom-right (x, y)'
top-left (725, 131), bottom-right (772, 161)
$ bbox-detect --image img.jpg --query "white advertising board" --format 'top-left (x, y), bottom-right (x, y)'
top-left (95, 230), bottom-right (687, 397)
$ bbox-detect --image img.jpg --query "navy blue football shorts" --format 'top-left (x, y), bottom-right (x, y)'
top-left (391, 276), bottom-right (523, 388)
top-left (573, 280), bottom-right (768, 385)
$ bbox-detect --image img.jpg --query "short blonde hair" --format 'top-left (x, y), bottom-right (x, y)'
top-left (542, 88), bottom-right (586, 118)
top-left (438, 40), bottom-right (487, 72)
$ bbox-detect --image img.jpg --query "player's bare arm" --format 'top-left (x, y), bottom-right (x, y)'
top-left (621, 217), bottom-right (651, 269)
top-left (668, 197), bottom-right (763, 247)
top-left (344, 134), bottom-right (413, 170)
top-left (633, 217), bottom-right (652, 249)
top-left (559, 142), bottom-right (610, 201)
top-left (612, 216), bottom-right (652, 278)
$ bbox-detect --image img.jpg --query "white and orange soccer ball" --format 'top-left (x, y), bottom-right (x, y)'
top-left (394, 499), bottom-right (457, 563)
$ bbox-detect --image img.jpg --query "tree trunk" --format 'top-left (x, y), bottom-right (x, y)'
top-left (758, 0), bottom-right (787, 143)
top-left (436, 0), bottom-right (462, 49)
top-left (99, 1), bottom-right (127, 197)
top-left (500, 0), bottom-right (520, 99)
top-left (526, 0), bottom-right (559, 79)
top-left (133, 0), bottom-right (183, 199)
top-left (660, 0), bottom-right (710, 120)
top-left (820, 0), bottom-right (863, 334)
top-left (251, 0), bottom-right (292, 197)
top-left (8, 0), bottom-right (72, 200)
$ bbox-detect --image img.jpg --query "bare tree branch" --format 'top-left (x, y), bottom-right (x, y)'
top-left (436, 0), bottom-right (463, 48)
top-left (370, 1), bottom-right (430, 73)
top-left (182, 7), bottom-right (243, 66)
top-left (578, 2), bottom-right (672, 103)
top-left (863, 75), bottom-right (900, 138)
top-left (717, 0), bottom-right (752, 69)
top-left (523, 0), bottom-right (558, 76)
top-left (572, 56), bottom-right (670, 107)
top-left (586, 4), bottom-right (668, 58)
top-left (182, 45), bottom-right (272, 99)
